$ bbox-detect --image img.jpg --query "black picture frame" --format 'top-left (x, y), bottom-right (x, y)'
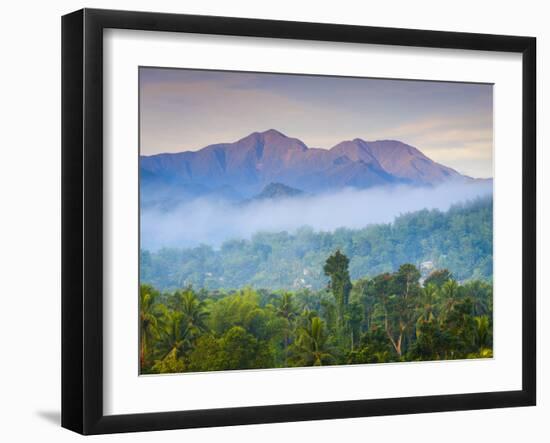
top-left (62, 8), bottom-right (536, 435)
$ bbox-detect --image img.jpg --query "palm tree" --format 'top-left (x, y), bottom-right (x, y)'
top-left (153, 290), bottom-right (209, 373)
top-left (176, 289), bottom-right (209, 340)
top-left (414, 283), bottom-right (439, 347)
top-left (440, 279), bottom-right (460, 320)
top-left (276, 292), bottom-right (296, 322)
top-left (474, 315), bottom-right (491, 350)
top-left (417, 283), bottom-right (439, 324)
top-left (157, 310), bottom-right (190, 364)
top-left (463, 281), bottom-right (491, 316)
top-left (275, 292), bottom-right (297, 365)
top-left (139, 285), bottom-right (162, 370)
top-left (291, 317), bottom-right (334, 366)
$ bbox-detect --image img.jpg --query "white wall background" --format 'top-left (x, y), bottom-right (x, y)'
top-left (0, 0), bottom-right (546, 441)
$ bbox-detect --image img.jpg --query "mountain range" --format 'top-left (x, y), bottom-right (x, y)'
top-left (140, 129), bottom-right (476, 206)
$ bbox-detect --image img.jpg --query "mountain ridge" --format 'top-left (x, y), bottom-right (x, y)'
top-left (140, 129), bottom-right (477, 202)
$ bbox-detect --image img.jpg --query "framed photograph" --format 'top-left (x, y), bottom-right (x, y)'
top-left (62, 8), bottom-right (536, 435)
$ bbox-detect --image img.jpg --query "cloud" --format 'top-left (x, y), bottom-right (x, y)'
top-left (140, 181), bottom-right (493, 251)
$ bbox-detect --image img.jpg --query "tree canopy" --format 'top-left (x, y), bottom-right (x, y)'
top-left (141, 197), bottom-right (493, 292)
top-left (140, 256), bottom-right (493, 374)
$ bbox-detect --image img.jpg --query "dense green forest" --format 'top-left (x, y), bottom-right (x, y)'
top-left (140, 197), bottom-right (493, 291)
top-left (140, 252), bottom-right (493, 374)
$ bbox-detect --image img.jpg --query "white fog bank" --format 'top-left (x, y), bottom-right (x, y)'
top-left (141, 181), bottom-right (493, 251)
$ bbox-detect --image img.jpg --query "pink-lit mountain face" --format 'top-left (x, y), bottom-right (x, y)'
top-left (140, 129), bottom-right (468, 201)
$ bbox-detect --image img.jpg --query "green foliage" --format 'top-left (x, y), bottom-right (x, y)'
top-left (139, 284), bottom-right (163, 369)
top-left (140, 197), bottom-right (493, 292)
top-left (186, 335), bottom-right (226, 372)
top-left (424, 269), bottom-right (453, 288)
top-left (151, 348), bottom-right (186, 373)
top-left (347, 327), bottom-right (395, 364)
top-left (140, 258), bottom-right (493, 374)
top-left (289, 316), bottom-right (334, 366)
top-left (324, 249), bottom-right (352, 330)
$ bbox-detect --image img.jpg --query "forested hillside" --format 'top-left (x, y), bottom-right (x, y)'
top-left (140, 256), bottom-right (493, 374)
top-left (140, 197), bottom-right (492, 291)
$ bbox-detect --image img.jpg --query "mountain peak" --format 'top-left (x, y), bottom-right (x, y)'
top-left (240, 129), bottom-right (290, 142)
top-left (140, 130), bottom-right (471, 201)
top-left (254, 182), bottom-right (304, 200)
top-left (260, 128), bottom-right (288, 138)
top-left (329, 138), bottom-right (379, 165)
top-left (366, 140), bottom-right (460, 183)
top-left (237, 128), bottom-right (306, 150)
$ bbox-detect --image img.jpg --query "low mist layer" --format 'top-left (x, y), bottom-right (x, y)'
top-left (140, 181), bottom-right (492, 251)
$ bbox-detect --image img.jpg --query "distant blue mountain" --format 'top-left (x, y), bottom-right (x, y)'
top-left (253, 182), bottom-right (304, 200)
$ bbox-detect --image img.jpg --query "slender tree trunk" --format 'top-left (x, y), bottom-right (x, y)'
top-left (384, 310), bottom-right (402, 357)
top-left (284, 330), bottom-right (289, 366)
top-left (140, 334), bottom-right (145, 369)
top-left (396, 334), bottom-right (403, 356)
top-left (386, 333), bottom-right (402, 356)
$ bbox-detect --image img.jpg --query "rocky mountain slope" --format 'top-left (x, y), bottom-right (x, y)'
top-left (140, 129), bottom-right (470, 203)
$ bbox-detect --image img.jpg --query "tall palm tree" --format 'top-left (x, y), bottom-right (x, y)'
top-left (291, 317), bottom-right (334, 366)
top-left (176, 290), bottom-right (209, 340)
top-left (463, 281), bottom-right (491, 316)
top-left (440, 279), bottom-right (460, 320)
top-left (275, 292), bottom-right (297, 365)
top-left (416, 283), bottom-right (439, 324)
top-left (276, 292), bottom-right (297, 322)
top-left (139, 285), bottom-right (162, 370)
top-left (157, 310), bottom-right (190, 363)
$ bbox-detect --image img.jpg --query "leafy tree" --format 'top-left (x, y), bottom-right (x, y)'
top-left (345, 301), bottom-right (363, 351)
top-left (139, 284), bottom-right (163, 371)
top-left (290, 317), bottom-right (334, 366)
top-left (443, 297), bottom-right (477, 358)
top-left (187, 335), bottom-right (226, 372)
top-left (424, 269), bottom-right (453, 288)
top-left (275, 292), bottom-right (297, 365)
top-left (151, 347), bottom-right (185, 373)
top-left (324, 250), bottom-right (352, 330)
top-left (462, 280), bottom-right (492, 316)
top-left (440, 279), bottom-right (461, 320)
top-left (394, 264), bottom-right (422, 299)
top-left (377, 264), bottom-right (421, 357)
top-left (141, 259), bottom-right (493, 374)
top-left (416, 283), bottom-right (439, 324)
top-left (474, 315), bottom-right (491, 350)
top-left (156, 309), bottom-right (190, 362)
top-left (220, 326), bottom-right (273, 370)
top-left (207, 288), bottom-right (265, 336)
top-left (173, 289), bottom-right (209, 341)
top-left (350, 278), bottom-right (376, 332)
top-left (409, 320), bottom-right (451, 360)
top-left (187, 327), bottom-right (273, 371)
top-left (347, 326), bottom-right (395, 364)
top-left (141, 197), bottom-right (493, 292)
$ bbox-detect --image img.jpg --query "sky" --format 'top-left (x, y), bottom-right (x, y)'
top-left (140, 67), bottom-right (493, 178)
